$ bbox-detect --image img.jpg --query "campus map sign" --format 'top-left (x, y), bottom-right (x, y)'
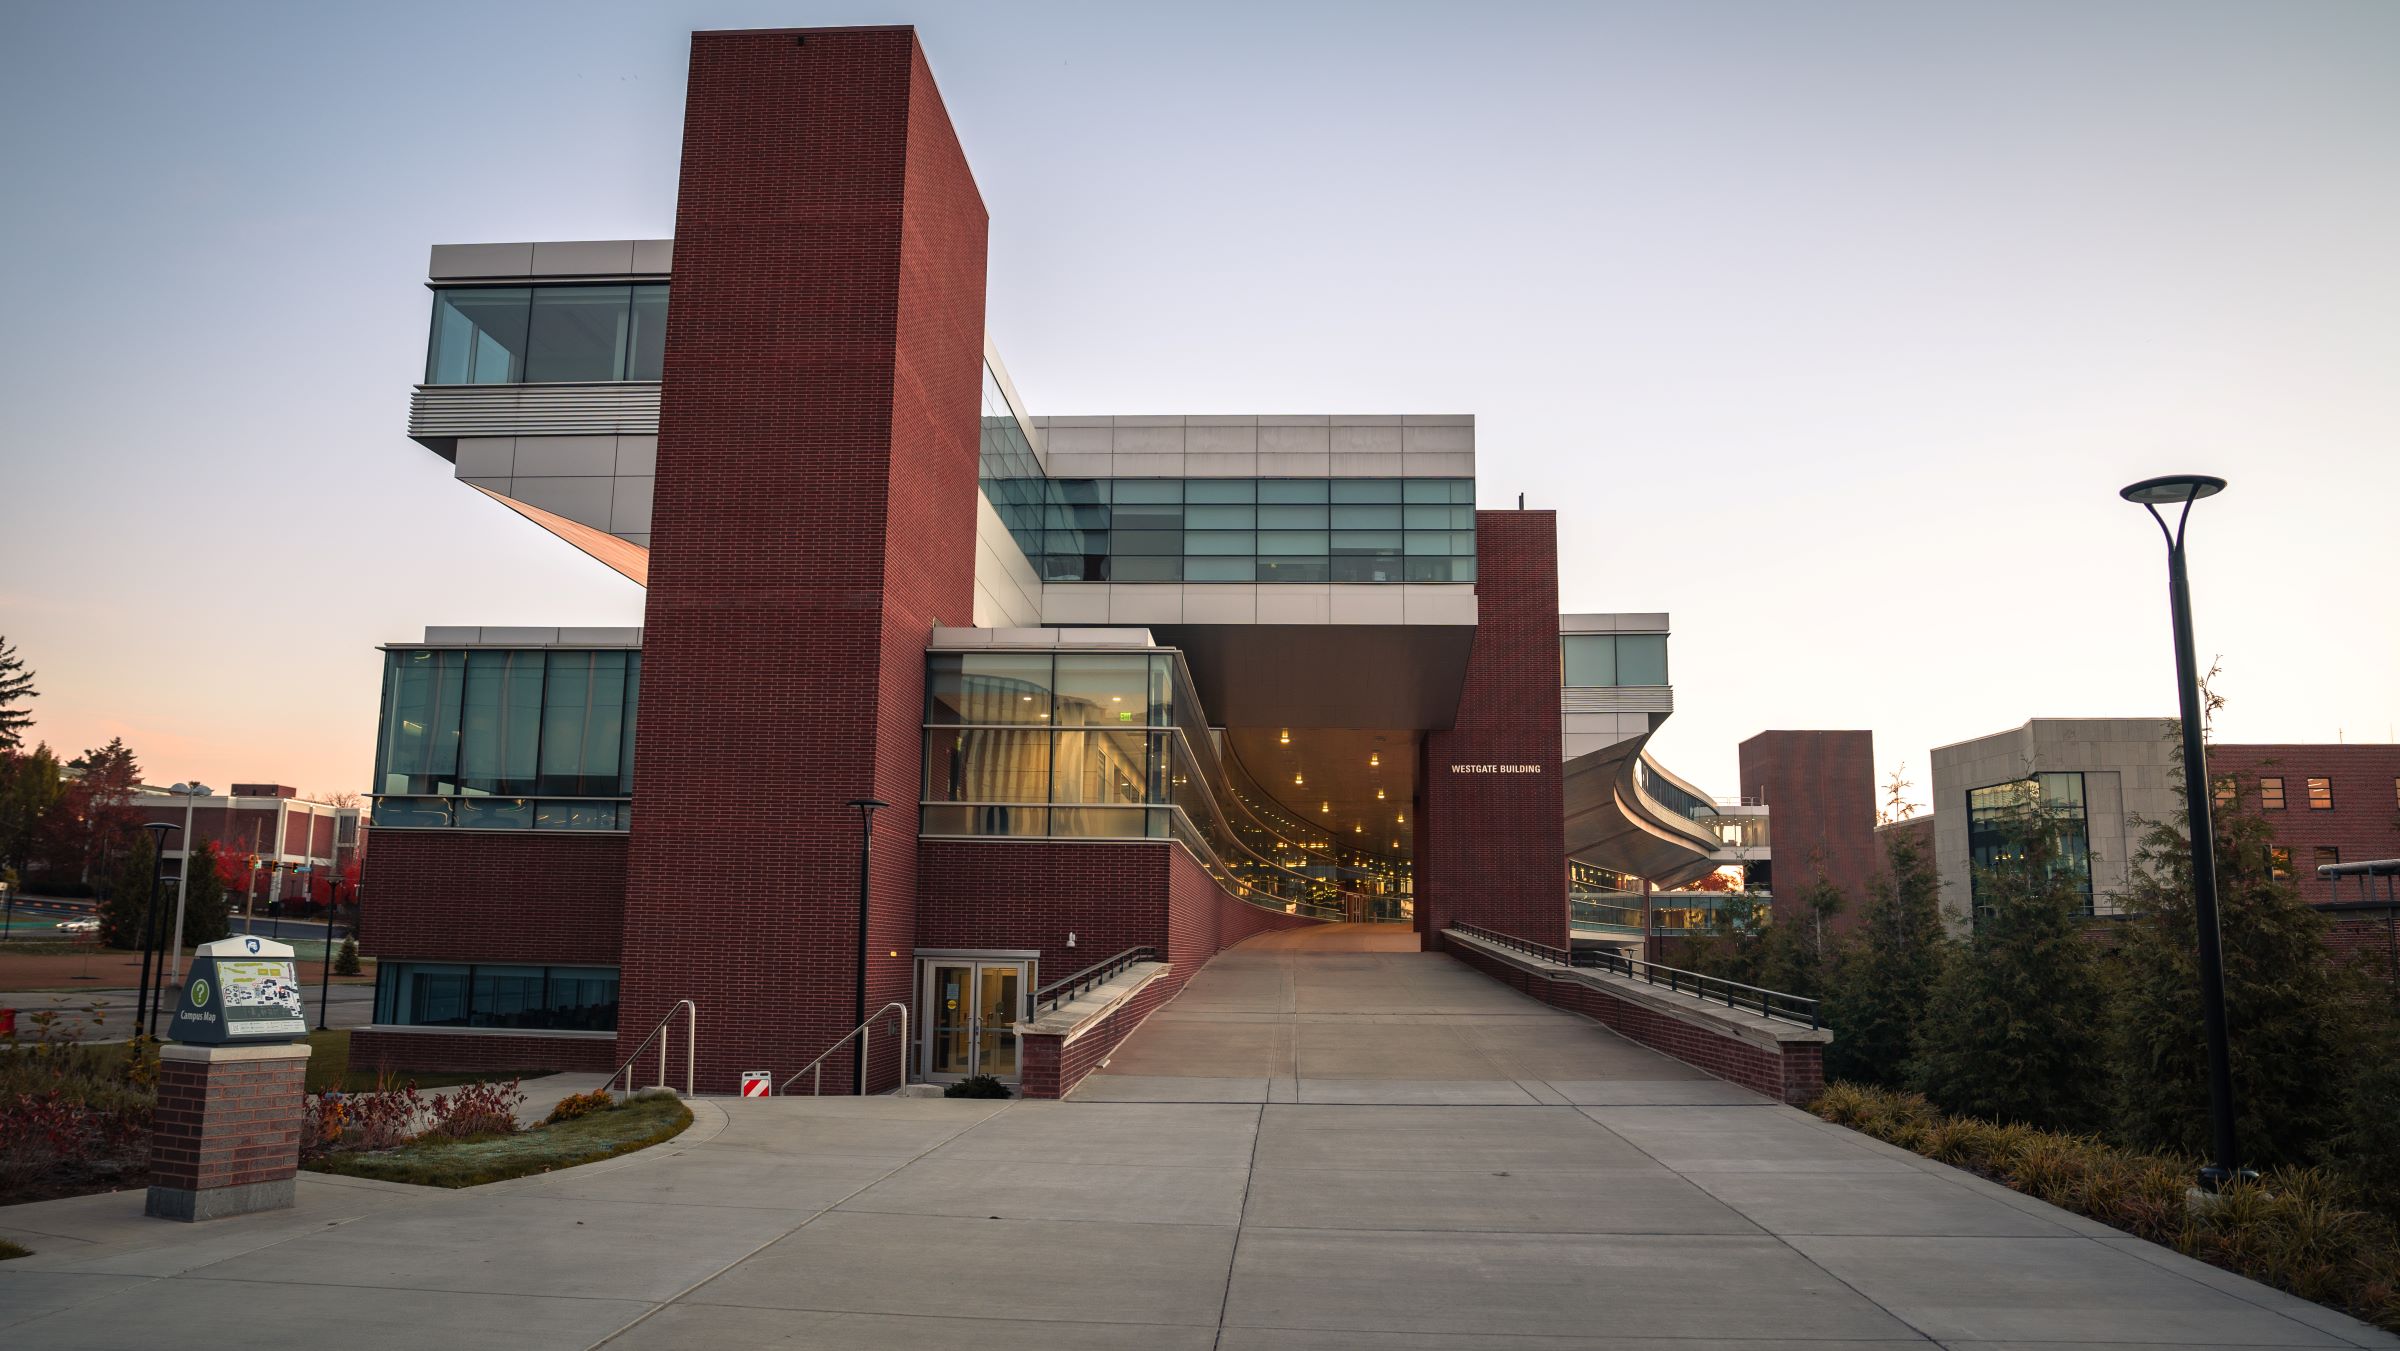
top-left (169, 935), bottom-right (308, 1045)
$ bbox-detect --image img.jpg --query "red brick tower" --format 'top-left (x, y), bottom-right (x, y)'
top-left (1416, 510), bottom-right (1570, 950)
top-left (619, 27), bottom-right (989, 1092)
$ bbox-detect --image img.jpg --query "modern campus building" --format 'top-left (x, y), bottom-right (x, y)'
top-left (358, 25), bottom-right (1850, 1093)
top-left (99, 783), bottom-right (363, 913)
top-left (1928, 719), bottom-right (2400, 958)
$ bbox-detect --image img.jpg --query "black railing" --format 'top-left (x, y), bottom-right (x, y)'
top-left (1448, 923), bottom-right (1821, 1030)
top-left (1033, 945), bottom-right (1158, 1016)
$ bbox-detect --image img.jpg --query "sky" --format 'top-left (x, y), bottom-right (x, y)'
top-left (1, 0), bottom-right (2395, 810)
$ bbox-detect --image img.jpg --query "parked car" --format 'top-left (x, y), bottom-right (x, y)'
top-left (57, 919), bottom-right (98, 933)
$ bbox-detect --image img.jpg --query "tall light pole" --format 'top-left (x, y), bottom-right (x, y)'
top-left (846, 797), bottom-right (888, 1095)
top-left (135, 820), bottom-right (177, 1038)
top-left (161, 782), bottom-right (212, 1001)
top-left (2121, 473), bottom-right (2242, 1191)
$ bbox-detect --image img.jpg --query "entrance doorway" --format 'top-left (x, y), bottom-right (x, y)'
top-left (916, 954), bottom-right (1033, 1085)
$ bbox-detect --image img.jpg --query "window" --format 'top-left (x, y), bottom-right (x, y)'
top-left (2260, 777), bottom-right (2286, 810)
top-left (424, 285), bottom-right (668, 385)
top-left (977, 471), bottom-right (1475, 584)
top-left (524, 286), bottom-right (632, 382)
top-left (1965, 773), bottom-right (2094, 917)
top-left (2314, 846), bottom-right (2341, 873)
top-left (1559, 633), bottom-right (1669, 688)
top-left (2269, 847), bottom-right (2293, 882)
top-left (2212, 777), bottom-right (2237, 810)
top-left (2394, 777), bottom-right (2400, 810)
top-left (374, 963), bottom-right (619, 1031)
top-left (2307, 777), bottom-right (2333, 810)
top-left (371, 647), bottom-right (639, 828)
top-left (426, 289), bottom-right (529, 384)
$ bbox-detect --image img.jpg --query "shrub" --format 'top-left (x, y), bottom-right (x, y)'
top-left (1815, 1082), bottom-right (2400, 1334)
top-left (544, 1089), bottom-right (616, 1124)
top-left (944, 1075), bottom-right (1011, 1099)
top-left (425, 1079), bottom-right (525, 1140)
top-left (333, 937), bottom-right (361, 977)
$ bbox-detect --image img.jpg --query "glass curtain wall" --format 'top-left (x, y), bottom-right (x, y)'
top-left (1561, 633), bottom-right (1670, 687)
top-left (425, 285), bottom-right (668, 385)
top-left (924, 650), bottom-right (1394, 919)
top-left (372, 648), bottom-right (640, 830)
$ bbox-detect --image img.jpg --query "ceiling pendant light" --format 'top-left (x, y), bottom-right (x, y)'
top-left (1376, 788), bottom-right (1386, 800)
top-left (1320, 801), bottom-right (1330, 814)
top-left (1279, 728), bottom-right (1290, 745)
top-left (1369, 751), bottom-right (1380, 767)
top-left (1294, 771), bottom-right (1304, 786)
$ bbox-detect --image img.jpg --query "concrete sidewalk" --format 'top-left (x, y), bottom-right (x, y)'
top-left (2, 936), bottom-right (2393, 1349)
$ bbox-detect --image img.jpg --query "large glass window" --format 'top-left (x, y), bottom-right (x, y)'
top-left (371, 647), bottom-right (639, 828)
top-left (1008, 475), bottom-right (1475, 585)
top-left (524, 286), bottom-right (632, 382)
top-left (457, 650), bottom-right (544, 796)
top-left (374, 963), bottom-right (619, 1031)
top-left (424, 285), bottom-right (668, 385)
top-left (539, 652), bottom-right (628, 795)
top-left (1966, 773), bottom-right (2093, 917)
top-left (1053, 653), bottom-right (1166, 727)
top-left (627, 284), bottom-right (669, 380)
top-left (426, 289), bottom-right (529, 385)
top-left (927, 652), bottom-right (1053, 725)
top-left (924, 727), bottom-right (1051, 803)
top-left (1560, 633), bottom-right (1669, 688)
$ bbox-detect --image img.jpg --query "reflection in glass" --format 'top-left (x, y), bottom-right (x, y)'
top-left (524, 286), bottom-right (633, 382)
top-left (926, 652), bottom-right (1052, 724)
top-left (627, 284), bottom-right (668, 380)
top-left (426, 289), bottom-right (530, 384)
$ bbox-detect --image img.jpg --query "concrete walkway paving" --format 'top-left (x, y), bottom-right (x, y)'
top-left (2, 925), bottom-right (2393, 1349)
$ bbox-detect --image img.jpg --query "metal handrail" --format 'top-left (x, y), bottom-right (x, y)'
top-left (607, 998), bottom-right (696, 1097)
top-left (781, 1001), bottom-right (908, 1096)
top-left (1034, 945), bottom-right (1157, 1015)
top-left (1448, 923), bottom-right (1821, 1030)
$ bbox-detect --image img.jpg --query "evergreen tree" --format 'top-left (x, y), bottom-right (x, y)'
top-left (1909, 804), bottom-right (2109, 1132)
top-left (0, 637), bottom-right (35, 752)
top-left (100, 835), bottom-right (158, 950)
top-left (1824, 828), bottom-right (1955, 1086)
top-left (2109, 763), bottom-right (2366, 1169)
top-left (177, 840), bottom-right (232, 947)
top-left (0, 743), bottom-right (66, 875)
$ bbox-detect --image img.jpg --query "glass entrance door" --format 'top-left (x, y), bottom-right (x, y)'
top-left (918, 958), bottom-right (1031, 1083)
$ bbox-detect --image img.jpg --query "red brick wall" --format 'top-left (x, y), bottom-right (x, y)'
top-left (2212, 744), bottom-right (2400, 902)
top-left (1418, 511), bottom-right (1567, 951)
top-left (621, 26), bottom-right (989, 1094)
top-left (917, 837), bottom-right (1321, 1002)
top-left (357, 830), bottom-right (625, 966)
top-left (1446, 940), bottom-right (1823, 1104)
top-left (348, 1029), bottom-right (618, 1076)
top-left (1741, 730), bottom-right (1878, 930)
top-left (150, 1052), bottom-right (307, 1193)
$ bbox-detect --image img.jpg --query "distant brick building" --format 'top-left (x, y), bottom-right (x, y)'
top-left (100, 784), bottom-right (364, 913)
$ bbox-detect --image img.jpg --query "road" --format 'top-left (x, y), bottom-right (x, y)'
top-left (2, 981), bottom-right (375, 1042)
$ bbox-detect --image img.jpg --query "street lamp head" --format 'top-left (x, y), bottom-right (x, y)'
top-left (2119, 474), bottom-right (2227, 506)
top-left (142, 821), bottom-right (177, 839)
top-left (170, 782), bottom-right (213, 797)
top-left (846, 798), bottom-right (891, 812)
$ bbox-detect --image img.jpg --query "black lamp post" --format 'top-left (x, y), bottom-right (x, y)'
top-left (846, 797), bottom-right (888, 1095)
top-left (318, 879), bottom-right (339, 1032)
top-left (135, 821), bottom-right (177, 1039)
top-left (2121, 472), bottom-right (2242, 1191)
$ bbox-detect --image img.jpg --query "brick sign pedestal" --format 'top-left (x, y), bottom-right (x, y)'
top-left (147, 1042), bottom-right (312, 1222)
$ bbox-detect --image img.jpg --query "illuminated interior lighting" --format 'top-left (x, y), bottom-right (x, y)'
top-left (1279, 728), bottom-right (1290, 745)
top-left (1293, 771), bottom-right (1304, 786)
top-left (1376, 788), bottom-right (1386, 800)
top-left (1369, 751), bottom-right (1380, 767)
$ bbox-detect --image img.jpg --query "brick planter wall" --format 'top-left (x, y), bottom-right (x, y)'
top-left (1017, 969), bottom-right (1174, 1100)
top-left (1446, 935), bottom-right (1827, 1104)
top-left (148, 1042), bottom-right (311, 1221)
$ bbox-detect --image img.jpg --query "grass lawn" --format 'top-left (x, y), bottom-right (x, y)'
top-left (306, 1095), bottom-right (691, 1188)
top-left (302, 1029), bottom-right (557, 1094)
